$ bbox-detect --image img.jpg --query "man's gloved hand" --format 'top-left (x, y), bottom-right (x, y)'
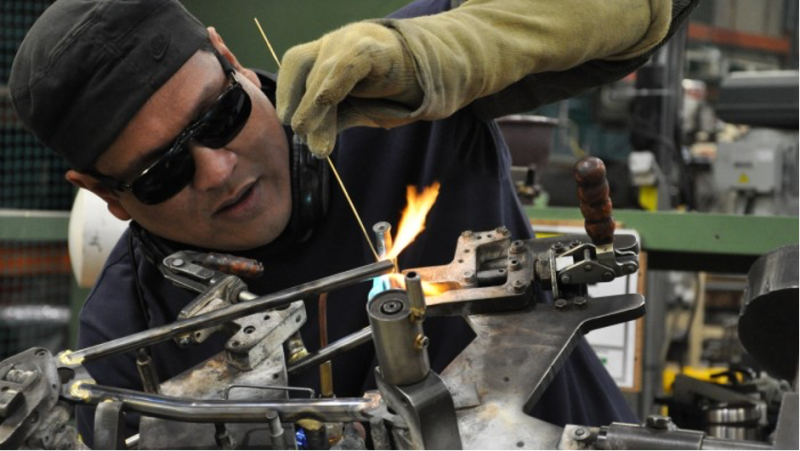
top-left (276, 22), bottom-right (423, 156)
top-left (278, 0), bottom-right (672, 158)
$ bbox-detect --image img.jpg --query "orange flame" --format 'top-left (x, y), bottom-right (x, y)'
top-left (386, 274), bottom-right (450, 296)
top-left (385, 183), bottom-right (441, 261)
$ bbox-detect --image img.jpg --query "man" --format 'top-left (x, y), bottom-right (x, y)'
top-left (10, 0), bottom-right (696, 446)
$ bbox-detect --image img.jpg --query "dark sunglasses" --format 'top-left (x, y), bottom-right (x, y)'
top-left (91, 52), bottom-right (252, 205)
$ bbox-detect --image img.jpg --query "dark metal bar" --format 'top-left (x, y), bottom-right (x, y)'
top-left (81, 384), bottom-right (379, 423)
top-left (69, 260), bottom-right (394, 363)
top-left (288, 327), bottom-right (373, 374)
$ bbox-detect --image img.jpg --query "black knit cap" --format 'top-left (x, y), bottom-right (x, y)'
top-left (9, 0), bottom-right (209, 172)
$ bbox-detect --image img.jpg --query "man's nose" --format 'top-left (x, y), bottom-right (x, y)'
top-left (190, 144), bottom-right (237, 191)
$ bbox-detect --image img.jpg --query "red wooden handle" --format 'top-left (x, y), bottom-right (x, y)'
top-left (574, 157), bottom-right (614, 246)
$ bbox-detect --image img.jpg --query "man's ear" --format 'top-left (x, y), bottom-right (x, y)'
top-left (208, 27), bottom-right (261, 88)
top-left (66, 170), bottom-right (133, 221)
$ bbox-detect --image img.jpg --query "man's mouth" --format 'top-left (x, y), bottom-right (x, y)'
top-left (214, 180), bottom-right (258, 216)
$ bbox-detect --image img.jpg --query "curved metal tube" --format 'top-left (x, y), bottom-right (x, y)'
top-left (82, 384), bottom-right (380, 423)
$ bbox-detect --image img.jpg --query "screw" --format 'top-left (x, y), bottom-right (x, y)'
top-left (380, 300), bottom-right (404, 315)
top-left (551, 242), bottom-right (565, 253)
top-left (583, 263), bottom-right (593, 272)
top-left (461, 230), bottom-right (474, 239)
top-left (571, 427), bottom-right (589, 442)
top-left (510, 280), bottom-right (526, 293)
top-left (413, 334), bottom-right (430, 351)
top-left (560, 274), bottom-right (571, 284)
top-left (573, 296), bottom-right (587, 309)
top-left (646, 415), bottom-right (672, 430)
top-left (172, 258), bottom-right (185, 267)
top-left (570, 240), bottom-right (582, 248)
top-left (554, 298), bottom-right (569, 310)
top-left (462, 270), bottom-right (476, 284)
top-left (495, 226), bottom-right (509, 236)
top-left (602, 271), bottom-right (614, 282)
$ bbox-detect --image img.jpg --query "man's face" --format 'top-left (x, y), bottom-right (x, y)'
top-left (93, 50), bottom-right (291, 251)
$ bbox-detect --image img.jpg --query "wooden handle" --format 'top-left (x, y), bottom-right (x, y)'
top-left (574, 157), bottom-right (614, 246)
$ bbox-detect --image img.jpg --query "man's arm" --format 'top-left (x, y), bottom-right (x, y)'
top-left (277, 0), bottom-right (695, 157)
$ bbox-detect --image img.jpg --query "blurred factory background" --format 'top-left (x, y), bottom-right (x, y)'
top-left (1, 0), bottom-right (798, 433)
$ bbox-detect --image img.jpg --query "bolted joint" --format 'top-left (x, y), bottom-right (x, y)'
top-left (573, 296), bottom-right (588, 309)
top-left (510, 279), bottom-right (527, 293)
top-left (645, 415), bottom-right (673, 430)
top-left (462, 270), bottom-right (477, 284)
top-left (413, 334), bottom-right (430, 351)
top-left (510, 240), bottom-right (525, 254)
top-left (554, 298), bottom-right (569, 311)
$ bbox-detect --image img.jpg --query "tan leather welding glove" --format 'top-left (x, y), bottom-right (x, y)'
top-left (277, 0), bottom-right (672, 157)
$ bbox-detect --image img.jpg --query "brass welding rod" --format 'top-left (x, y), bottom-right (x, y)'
top-left (254, 18), bottom-right (379, 262)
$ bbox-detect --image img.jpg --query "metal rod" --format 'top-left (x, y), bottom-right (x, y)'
top-left (373, 222), bottom-right (393, 259)
top-left (69, 260), bottom-right (394, 363)
top-left (267, 411), bottom-right (287, 449)
top-left (404, 272), bottom-right (426, 317)
top-left (288, 327), bottom-right (373, 375)
top-left (81, 384), bottom-right (379, 423)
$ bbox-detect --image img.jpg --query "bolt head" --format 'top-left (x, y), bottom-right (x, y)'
top-left (583, 263), bottom-right (593, 272)
top-left (172, 258), bottom-right (185, 267)
top-left (511, 240), bottom-right (525, 254)
top-left (414, 334), bottom-right (430, 351)
top-left (461, 230), bottom-right (474, 239)
top-left (560, 274), bottom-right (571, 284)
top-left (510, 279), bottom-right (527, 293)
top-left (573, 296), bottom-right (587, 309)
top-left (495, 226), bottom-right (509, 236)
top-left (646, 415), bottom-right (672, 430)
top-left (554, 298), bottom-right (568, 310)
top-left (571, 427), bottom-right (589, 441)
top-left (462, 270), bottom-right (476, 283)
top-left (380, 300), bottom-right (404, 315)
top-left (602, 271), bottom-right (614, 282)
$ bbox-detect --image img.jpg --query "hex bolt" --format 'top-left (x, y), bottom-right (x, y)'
top-left (560, 274), bottom-right (571, 284)
top-left (511, 279), bottom-right (526, 293)
top-left (510, 240), bottom-right (525, 254)
top-left (380, 300), bottom-right (404, 315)
top-left (172, 258), bottom-right (185, 267)
top-left (461, 230), bottom-right (474, 239)
top-left (462, 270), bottom-right (477, 284)
top-left (570, 240), bottom-right (582, 248)
top-left (495, 226), bottom-right (509, 236)
top-left (646, 415), bottom-right (672, 430)
top-left (602, 271), bottom-right (614, 282)
top-left (573, 296), bottom-right (587, 309)
top-left (413, 334), bottom-right (430, 351)
top-left (554, 298), bottom-right (569, 310)
top-left (551, 242), bottom-right (565, 253)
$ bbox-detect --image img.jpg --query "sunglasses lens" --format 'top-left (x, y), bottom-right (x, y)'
top-left (132, 148), bottom-right (195, 205)
top-left (196, 85), bottom-right (252, 149)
